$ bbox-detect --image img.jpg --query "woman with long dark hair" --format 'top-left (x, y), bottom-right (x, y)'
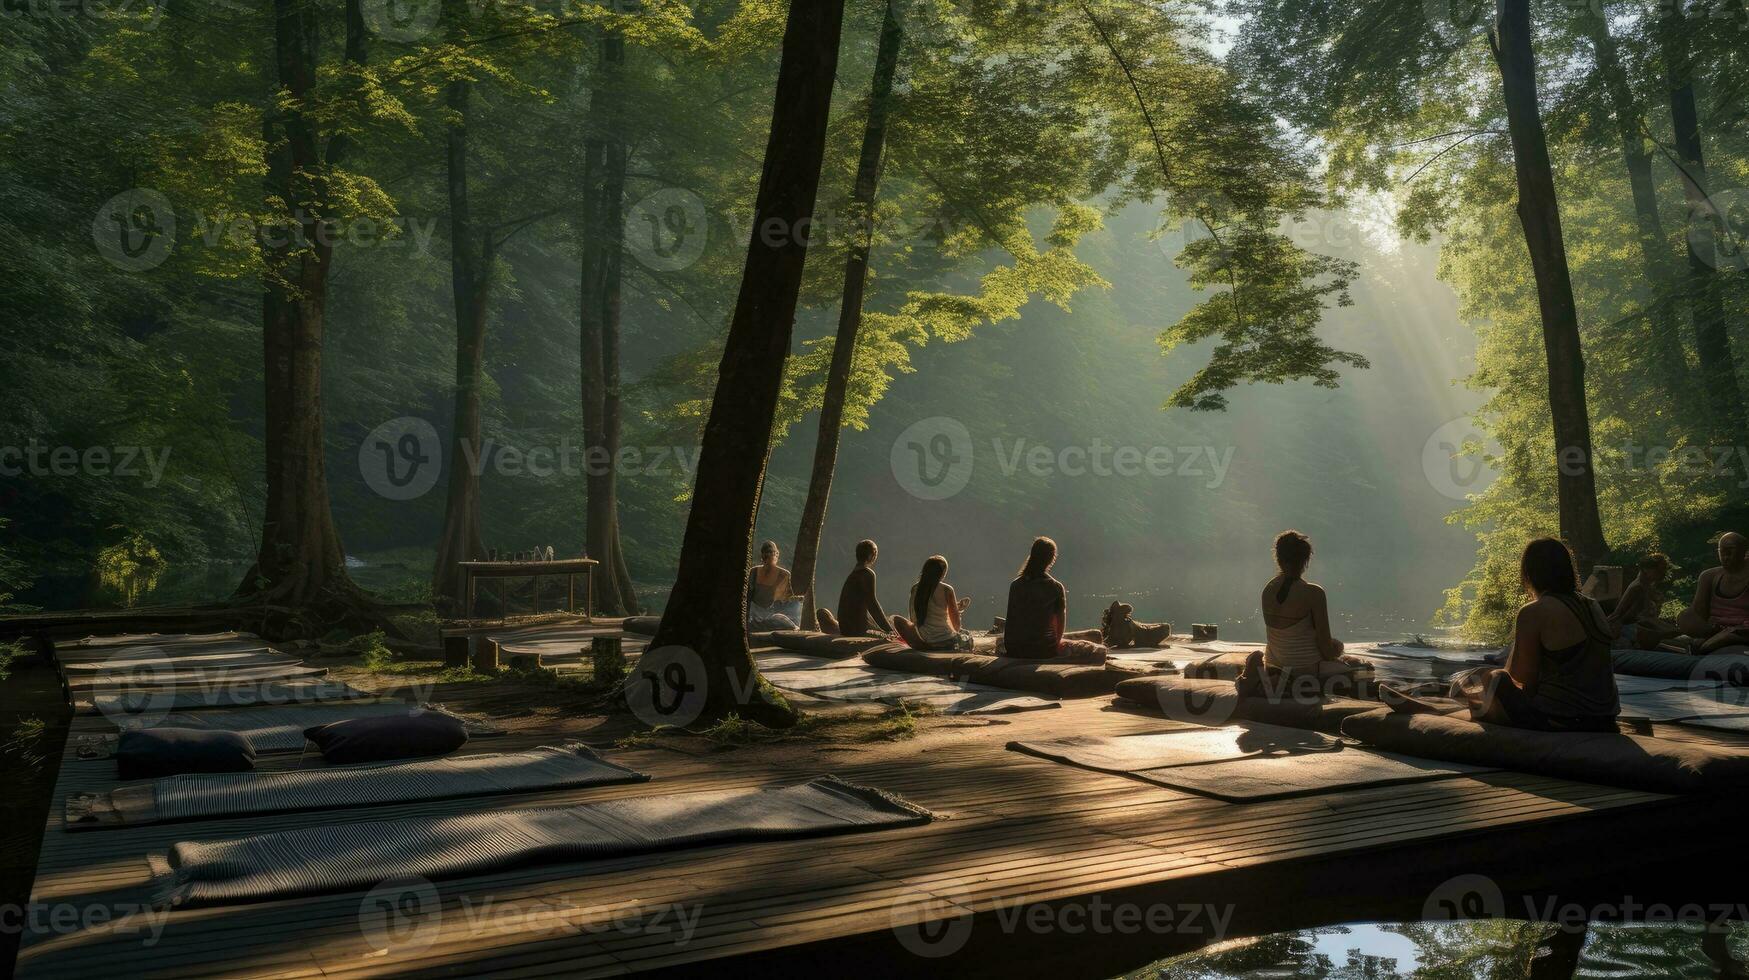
top-left (1001, 537), bottom-right (1105, 661)
top-left (891, 555), bottom-right (970, 651)
top-left (1389, 537), bottom-right (1619, 732)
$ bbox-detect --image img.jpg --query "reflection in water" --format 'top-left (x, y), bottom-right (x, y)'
top-left (1127, 921), bottom-right (1749, 979)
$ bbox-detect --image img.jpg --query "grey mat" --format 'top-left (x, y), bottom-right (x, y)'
top-left (58, 631), bottom-right (257, 652)
top-left (757, 654), bottom-right (1056, 715)
top-left (1010, 725), bottom-right (1484, 802)
top-left (1619, 687), bottom-right (1749, 722)
top-left (67, 664), bottom-right (328, 692)
top-left (65, 743), bottom-right (647, 830)
top-left (150, 776), bottom-right (931, 908)
top-left (82, 679), bottom-right (375, 716)
top-left (489, 625), bottom-right (643, 665)
top-left (59, 648), bottom-right (301, 675)
top-left (1009, 724), bottom-right (1343, 775)
top-left (72, 703), bottom-right (497, 758)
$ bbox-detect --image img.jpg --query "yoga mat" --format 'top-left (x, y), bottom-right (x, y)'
top-left (1010, 724), bottom-right (1343, 775)
top-left (65, 743), bottom-right (647, 830)
top-left (1013, 725), bottom-right (1485, 801)
top-left (1619, 687), bottom-right (1749, 722)
top-left (59, 632), bottom-right (257, 652)
top-left (489, 625), bottom-right (647, 665)
top-left (72, 703), bottom-right (497, 757)
top-left (757, 655), bottom-right (1056, 715)
top-left (59, 649), bottom-right (303, 676)
top-left (150, 776), bottom-right (931, 908)
top-left (83, 680), bottom-right (375, 716)
top-left (67, 664), bottom-right (328, 693)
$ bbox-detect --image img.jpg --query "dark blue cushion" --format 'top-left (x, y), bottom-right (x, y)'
top-left (117, 728), bottom-right (256, 780)
top-left (303, 710), bottom-right (468, 764)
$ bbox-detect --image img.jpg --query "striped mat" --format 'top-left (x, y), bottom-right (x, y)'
top-left (151, 776), bottom-right (931, 908)
top-left (108, 702), bottom-right (489, 754)
top-left (85, 679), bottom-right (375, 716)
top-left (73, 744), bottom-right (646, 830)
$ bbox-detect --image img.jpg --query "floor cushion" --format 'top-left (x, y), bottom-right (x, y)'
top-left (1340, 708), bottom-right (1749, 794)
top-left (1114, 675), bottom-right (1379, 735)
top-left (116, 728), bottom-right (256, 781)
top-left (304, 711), bottom-right (468, 764)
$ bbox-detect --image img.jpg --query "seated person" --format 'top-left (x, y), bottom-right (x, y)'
top-left (1000, 537), bottom-right (1105, 662)
top-left (1101, 601), bottom-right (1172, 648)
top-left (890, 555), bottom-right (971, 651)
top-left (1676, 532), bottom-right (1749, 654)
top-left (746, 540), bottom-right (804, 631)
top-left (1607, 553), bottom-right (1681, 650)
top-left (1260, 531), bottom-right (1345, 670)
top-left (1395, 538), bottom-right (1619, 733)
top-left (817, 539), bottom-right (894, 638)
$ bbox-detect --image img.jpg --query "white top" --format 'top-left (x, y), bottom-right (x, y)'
top-left (911, 583), bottom-right (957, 644)
top-left (1265, 615), bottom-right (1323, 671)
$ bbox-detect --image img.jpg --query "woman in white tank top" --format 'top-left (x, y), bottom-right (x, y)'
top-left (1260, 531), bottom-right (1345, 671)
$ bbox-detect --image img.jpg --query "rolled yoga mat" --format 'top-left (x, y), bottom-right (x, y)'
top-left (65, 743), bottom-right (648, 830)
top-left (150, 775), bottom-right (932, 908)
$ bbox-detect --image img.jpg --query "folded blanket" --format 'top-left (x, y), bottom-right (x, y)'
top-left (1340, 709), bottom-right (1749, 794)
top-left (1113, 675), bottom-right (1379, 735)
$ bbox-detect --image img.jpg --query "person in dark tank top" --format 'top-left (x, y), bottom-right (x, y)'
top-left (1001, 537), bottom-right (1106, 662)
top-left (1467, 538), bottom-right (1620, 732)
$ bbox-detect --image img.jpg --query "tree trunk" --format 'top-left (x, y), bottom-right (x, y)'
top-left (431, 51), bottom-right (490, 608)
top-left (1491, 0), bottom-right (1609, 570)
top-left (648, 0), bottom-right (847, 727)
top-left (1586, 13), bottom-right (1689, 399)
top-left (579, 33), bottom-right (639, 616)
top-left (1526, 923), bottom-right (1588, 980)
top-left (791, 0), bottom-right (904, 631)
top-left (1661, 0), bottom-right (1747, 440)
top-left (239, 0), bottom-right (360, 615)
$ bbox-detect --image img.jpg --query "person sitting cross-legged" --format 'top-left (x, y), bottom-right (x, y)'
top-left (1676, 532), bottom-right (1749, 654)
top-left (890, 555), bottom-right (972, 652)
top-left (816, 539), bottom-right (895, 639)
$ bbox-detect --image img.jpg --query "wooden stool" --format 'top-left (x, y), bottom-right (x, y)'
top-left (442, 634), bottom-right (471, 669)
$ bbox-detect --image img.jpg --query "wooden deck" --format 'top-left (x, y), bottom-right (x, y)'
top-left (15, 634), bottom-right (1749, 979)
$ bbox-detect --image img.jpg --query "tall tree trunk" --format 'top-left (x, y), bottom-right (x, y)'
top-left (1526, 923), bottom-right (1588, 979)
top-left (579, 33), bottom-right (639, 616)
top-left (431, 20), bottom-right (490, 608)
top-left (1586, 12), bottom-right (1689, 399)
top-left (791, 0), bottom-right (904, 631)
top-left (240, 0), bottom-right (360, 615)
top-left (648, 0), bottom-right (846, 727)
top-left (1491, 0), bottom-right (1609, 570)
top-left (1661, 0), bottom-right (1747, 440)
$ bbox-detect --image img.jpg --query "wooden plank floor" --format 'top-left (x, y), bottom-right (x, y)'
top-left (15, 635), bottom-right (1745, 979)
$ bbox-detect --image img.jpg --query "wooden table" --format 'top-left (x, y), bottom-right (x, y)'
top-left (459, 558), bottom-right (598, 623)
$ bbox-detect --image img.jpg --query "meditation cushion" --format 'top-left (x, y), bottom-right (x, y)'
top-left (116, 728), bottom-right (256, 781)
top-left (1113, 675), bottom-right (1378, 735)
top-left (861, 646), bottom-right (1142, 699)
top-left (1612, 648), bottom-right (1749, 685)
top-left (1185, 650), bottom-right (1377, 697)
top-left (303, 711), bottom-right (468, 764)
top-left (768, 630), bottom-right (890, 659)
top-left (621, 616), bottom-right (660, 637)
top-left (1339, 709), bottom-right (1749, 795)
